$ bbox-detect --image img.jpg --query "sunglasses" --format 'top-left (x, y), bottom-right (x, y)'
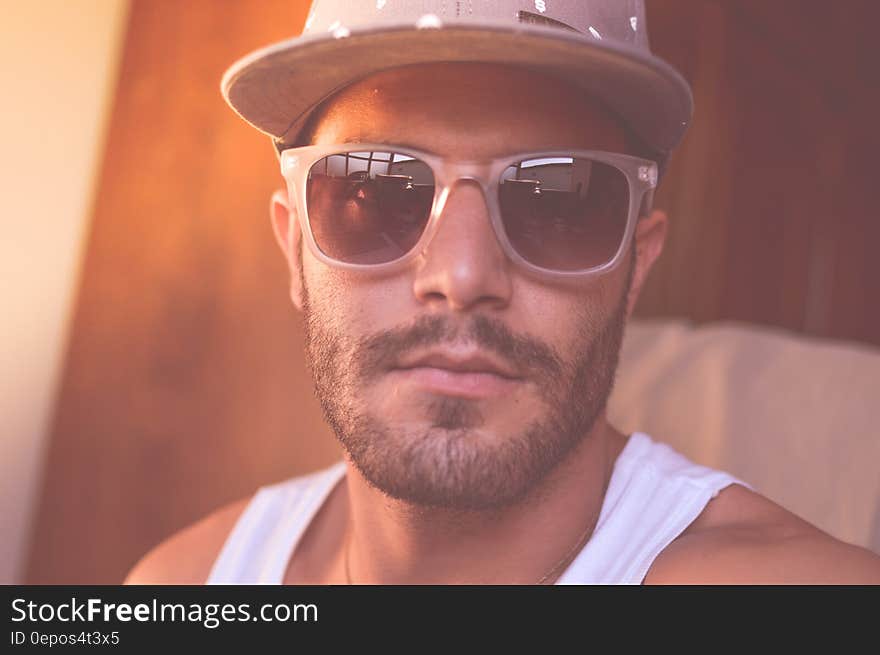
top-left (279, 144), bottom-right (657, 279)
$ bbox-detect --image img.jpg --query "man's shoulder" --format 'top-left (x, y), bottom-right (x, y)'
top-left (644, 483), bottom-right (880, 584)
top-left (123, 464), bottom-right (346, 584)
top-left (123, 495), bottom-right (253, 585)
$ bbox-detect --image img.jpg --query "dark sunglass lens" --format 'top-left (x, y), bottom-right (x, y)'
top-left (499, 156), bottom-right (630, 271)
top-left (306, 151), bottom-right (435, 265)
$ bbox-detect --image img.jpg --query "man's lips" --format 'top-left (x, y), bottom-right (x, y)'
top-left (389, 350), bottom-right (522, 399)
top-left (394, 350), bottom-right (521, 379)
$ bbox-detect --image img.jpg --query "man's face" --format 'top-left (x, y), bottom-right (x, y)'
top-left (275, 62), bottom-right (654, 511)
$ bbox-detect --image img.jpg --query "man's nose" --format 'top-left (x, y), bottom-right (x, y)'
top-left (411, 179), bottom-right (513, 312)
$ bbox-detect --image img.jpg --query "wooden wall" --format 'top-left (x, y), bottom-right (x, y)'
top-left (644, 0), bottom-right (880, 344)
top-left (26, 0), bottom-right (880, 583)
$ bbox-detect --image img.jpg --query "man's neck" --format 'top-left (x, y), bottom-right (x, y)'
top-left (339, 416), bottom-right (629, 584)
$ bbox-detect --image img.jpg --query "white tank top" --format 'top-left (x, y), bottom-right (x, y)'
top-left (207, 432), bottom-right (752, 584)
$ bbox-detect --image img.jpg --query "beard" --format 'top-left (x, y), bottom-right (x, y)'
top-left (300, 247), bottom-right (632, 512)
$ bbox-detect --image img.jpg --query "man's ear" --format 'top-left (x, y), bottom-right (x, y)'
top-left (270, 189), bottom-right (304, 312)
top-left (624, 208), bottom-right (668, 319)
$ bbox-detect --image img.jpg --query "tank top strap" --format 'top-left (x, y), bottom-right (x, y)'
top-left (554, 432), bottom-right (753, 584)
top-left (206, 460), bottom-right (346, 584)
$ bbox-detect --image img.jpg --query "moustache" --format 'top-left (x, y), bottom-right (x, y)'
top-left (354, 313), bottom-right (564, 384)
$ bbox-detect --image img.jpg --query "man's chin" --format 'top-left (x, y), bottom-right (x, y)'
top-left (337, 418), bottom-right (580, 511)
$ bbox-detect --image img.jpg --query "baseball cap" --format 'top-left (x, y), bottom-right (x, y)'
top-left (221, 0), bottom-right (692, 156)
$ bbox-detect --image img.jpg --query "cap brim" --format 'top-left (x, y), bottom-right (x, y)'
top-left (222, 19), bottom-right (692, 153)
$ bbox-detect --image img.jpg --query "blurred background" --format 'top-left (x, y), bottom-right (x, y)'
top-left (3, 0), bottom-right (878, 584)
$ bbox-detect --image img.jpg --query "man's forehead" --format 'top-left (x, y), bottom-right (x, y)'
top-left (303, 62), bottom-right (634, 157)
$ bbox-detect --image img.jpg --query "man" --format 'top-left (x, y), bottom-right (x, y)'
top-left (126, 0), bottom-right (880, 584)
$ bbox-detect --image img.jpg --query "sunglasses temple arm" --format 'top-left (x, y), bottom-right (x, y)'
top-left (639, 187), bottom-right (656, 218)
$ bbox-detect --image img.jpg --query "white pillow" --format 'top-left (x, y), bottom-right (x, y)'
top-left (608, 319), bottom-right (880, 553)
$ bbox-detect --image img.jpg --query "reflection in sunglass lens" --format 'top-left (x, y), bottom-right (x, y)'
top-left (499, 156), bottom-right (630, 271)
top-left (306, 151), bottom-right (435, 265)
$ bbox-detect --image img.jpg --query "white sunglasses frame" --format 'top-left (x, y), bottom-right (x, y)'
top-left (279, 143), bottom-right (658, 280)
